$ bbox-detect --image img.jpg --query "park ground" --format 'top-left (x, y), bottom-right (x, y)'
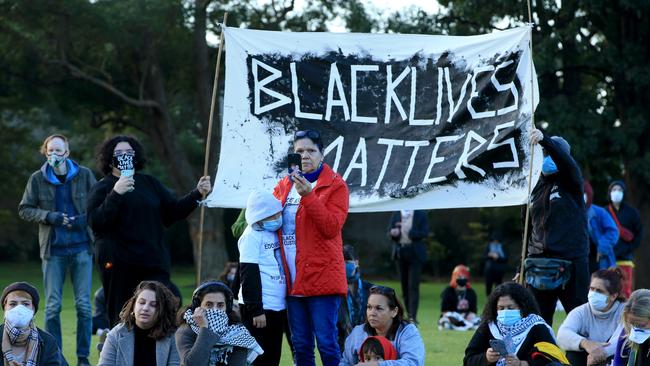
top-left (0, 263), bottom-right (567, 365)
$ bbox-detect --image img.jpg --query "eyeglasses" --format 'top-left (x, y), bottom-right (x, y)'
top-left (113, 149), bottom-right (135, 157)
top-left (294, 130), bottom-right (321, 140)
top-left (369, 285), bottom-right (396, 296)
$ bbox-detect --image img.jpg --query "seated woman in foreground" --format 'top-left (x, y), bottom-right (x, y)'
top-left (176, 281), bottom-right (262, 366)
top-left (464, 282), bottom-right (570, 366)
top-left (340, 285), bottom-right (425, 366)
top-left (98, 281), bottom-right (180, 366)
top-left (612, 289), bottom-right (650, 366)
top-left (557, 268), bottom-right (625, 366)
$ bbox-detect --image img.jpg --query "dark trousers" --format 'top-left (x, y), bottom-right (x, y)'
top-left (100, 261), bottom-right (176, 327)
top-left (241, 307), bottom-right (287, 366)
top-left (398, 250), bottom-right (422, 322)
top-left (528, 256), bottom-right (589, 326)
top-left (566, 350), bottom-right (611, 366)
top-left (485, 268), bottom-right (505, 296)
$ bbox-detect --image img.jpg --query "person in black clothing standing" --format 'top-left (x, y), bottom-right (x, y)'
top-left (388, 210), bottom-right (429, 323)
top-left (526, 128), bottom-right (589, 326)
top-left (606, 180), bottom-right (643, 299)
top-left (484, 234), bottom-right (508, 296)
top-left (87, 135), bottom-right (211, 327)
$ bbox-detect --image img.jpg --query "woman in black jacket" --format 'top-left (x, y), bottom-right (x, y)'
top-left (87, 135), bottom-right (211, 327)
top-left (464, 282), bottom-right (569, 366)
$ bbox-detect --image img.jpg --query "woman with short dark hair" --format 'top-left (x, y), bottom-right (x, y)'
top-left (175, 281), bottom-right (261, 366)
top-left (273, 130), bottom-right (349, 366)
top-left (464, 282), bottom-right (570, 366)
top-left (340, 285), bottom-right (425, 366)
top-left (98, 281), bottom-right (180, 365)
top-left (88, 135), bottom-right (212, 327)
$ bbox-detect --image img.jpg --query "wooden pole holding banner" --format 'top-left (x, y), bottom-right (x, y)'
top-left (197, 12), bottom-right (228, 286)
top-left (518, 1), bottom-right (536, 285)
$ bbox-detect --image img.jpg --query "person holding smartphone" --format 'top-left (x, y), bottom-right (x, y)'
top-left (87, 135), bottom-right (211, 327)
top-left (273, 130), bottom-right (349, 366)
top-left (464, 282), bottom-right (569, 366)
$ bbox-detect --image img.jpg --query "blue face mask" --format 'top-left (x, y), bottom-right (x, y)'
top-left (345, 262), bottom-right (359, 282)
top-left (541, 156), bottom-right (558, 175)
top-left (629, 327), bottom-right (650, 345)
top-left (261, 217), bottom-right (282, 232)
top-left (588, 291), bottom-right (609, 312)
top-left (497, 309), bottom-right (522, 326)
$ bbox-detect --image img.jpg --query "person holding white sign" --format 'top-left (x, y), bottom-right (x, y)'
top-left (273, 130), bottom-right (349, 366)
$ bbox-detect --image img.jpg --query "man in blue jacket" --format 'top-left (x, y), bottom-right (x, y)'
top-left (526, 128), bottom-right (589, 326)
top-left (18, 134), bottom-right (96, 366)
top-left (584, 180), bottom-right (619, 273)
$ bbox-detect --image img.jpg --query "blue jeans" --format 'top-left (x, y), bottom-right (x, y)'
top-left (287, 295), bottom-right (341, 366)
top-left (42, 250), bottom-right (93, 358)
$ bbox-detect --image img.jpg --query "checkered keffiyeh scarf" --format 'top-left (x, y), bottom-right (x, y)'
top-left (183, 308), bottom-right (263, 365)
top-left (488, 314), bottom-right (552, 366)
top-left (2, 320), bottom-right (40, 366)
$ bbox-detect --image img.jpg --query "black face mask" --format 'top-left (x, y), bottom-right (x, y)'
top-left (456, 278), bottom-right (468, 287)
top-left (112, 153), bottom-right (135, 171)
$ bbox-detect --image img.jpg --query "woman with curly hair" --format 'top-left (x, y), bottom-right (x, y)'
top-left (98, 281), bottom-right (180, 365)
top-left (87, 135), bottom-right (211, 327)
top-left (464, 282), bottom-right (569, 366)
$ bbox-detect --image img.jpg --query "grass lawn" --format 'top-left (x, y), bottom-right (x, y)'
top-left (0, 262), bottom-right (566, 365)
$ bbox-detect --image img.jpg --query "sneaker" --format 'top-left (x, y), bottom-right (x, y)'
top-left (96, 328), bottom-right (110, 352)
top-left (78, 357), bottom-right (91, 366)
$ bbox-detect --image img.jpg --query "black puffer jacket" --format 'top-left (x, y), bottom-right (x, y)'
top-left (527, 136), bottom-right (588, 259)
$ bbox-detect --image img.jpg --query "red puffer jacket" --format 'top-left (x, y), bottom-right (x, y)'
top-left (273, 163), bottom-right (349, 296)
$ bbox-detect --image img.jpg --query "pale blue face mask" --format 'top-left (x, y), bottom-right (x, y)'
top-left (587, 291), bottom-right (609, 312)
top-left (629, 327), bottom-right (650, 345)
top-left (261, 217), bottom-right (282, 232)
top-left (542, 156), bottom-right (558, 175)
top-left (497, 309), bottom-right (522, 326)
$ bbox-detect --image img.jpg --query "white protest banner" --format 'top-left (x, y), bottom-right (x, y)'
top-left (205, 26), bottom-right (542, 212)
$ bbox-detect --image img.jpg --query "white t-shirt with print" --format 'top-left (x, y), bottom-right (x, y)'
top-left (238, 226), bottom-right (286, 311)
top-left (281, 182), bottom-right (315, 284)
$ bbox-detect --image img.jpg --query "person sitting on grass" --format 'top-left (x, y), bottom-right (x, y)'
top-left (340, 285), bottom-right (425, 366)
top-left (612, 289), bottom-right (650, 366)
top-left (557, 269), bottom-right (625, 366)
top-left (358, 336), bottom-right (397, 362)
top-left (98, 281), bottom-right (180, 366)
top-left (176, 281), bottom-right (262, 366)
top-left (464, 282), bottom-right (570, 366)
top-left (439, 265), bottom-right (480, 330)
top-left (1, 282), bottom-right (66, 366)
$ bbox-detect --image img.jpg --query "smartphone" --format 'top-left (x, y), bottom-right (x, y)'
top-left (489, 339), bottom-right (509, 357)
top-left (288, 153), bottom-right (302, 174)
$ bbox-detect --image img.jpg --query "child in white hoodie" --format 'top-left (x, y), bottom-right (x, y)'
top-left (238, 190), bottom-right (287, 366)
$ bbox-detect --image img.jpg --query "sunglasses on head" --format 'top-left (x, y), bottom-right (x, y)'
top-left (369, 285), bottom-right (396, 296)
top-left (294, 130), bottom-right (321, 139)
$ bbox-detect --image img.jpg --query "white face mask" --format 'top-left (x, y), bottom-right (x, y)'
top-left (629, 327), bottom-right (650, 345)
top-left (5, 305), bottom-right (34, 328)
top-left (610, 190), bottom-right (624, 203)
top-left (587, 291), bottom-right (609, 312)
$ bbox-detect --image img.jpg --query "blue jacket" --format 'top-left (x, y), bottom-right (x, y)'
top-left (587, 204), bottom-right (619, 270)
